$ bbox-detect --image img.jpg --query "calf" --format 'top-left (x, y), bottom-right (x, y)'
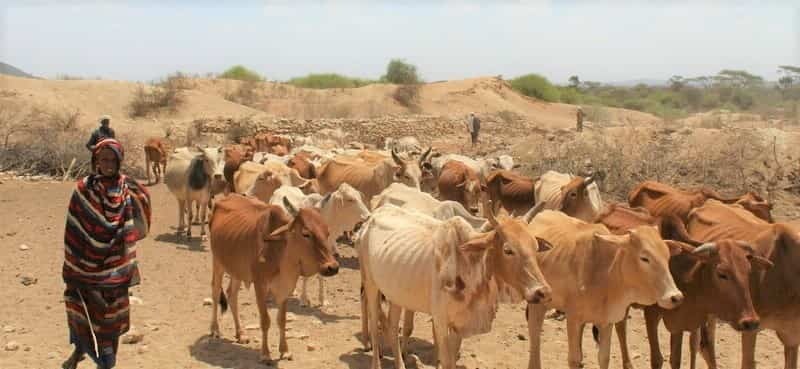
top-left (526, 210), bottom-right (684, 369)
top-left (534, 170), bottom-right (603, 222)
top-left (144, 137), bottom-right (167, 184)
top-left (209, 194), bottom-right (338, 364)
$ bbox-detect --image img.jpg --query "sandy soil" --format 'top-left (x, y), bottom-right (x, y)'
top-left (0, 177), bottom-right (787, 369)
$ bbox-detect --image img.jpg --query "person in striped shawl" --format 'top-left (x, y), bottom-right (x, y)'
top-left (62, 138), bottom-right (151, 369)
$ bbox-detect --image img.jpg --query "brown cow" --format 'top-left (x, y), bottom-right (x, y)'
top-left (209, 194), bottom-right (339, 364)
top-left (628, 181), bottom-right (773, 222)
top-left (685, 199), bottom-right (800, 369)
top-left (642, 240), bottom-right (771, 369)
top-left (438, 160), bottom-right (483, 214)
top-left (595, 203), bottom-right (702, 246)
top-left (222, 144), bottom-right (254, 193)
top-left (287, 151), bottom-right (317, 179)
top-left (485, 170), bottom-right (535, 216)
top-left (144, 137), bottom-right (167, 184)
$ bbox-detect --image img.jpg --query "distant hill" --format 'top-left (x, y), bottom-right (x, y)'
top-left (0, 62), bottom-right (35, 78)
top-left (606, 78), bottom-right (668, 87)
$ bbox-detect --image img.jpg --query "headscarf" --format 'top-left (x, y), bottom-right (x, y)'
top-left (63, 138), bottom-right (152, 288)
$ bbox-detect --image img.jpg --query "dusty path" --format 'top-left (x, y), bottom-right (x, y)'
top-left (0, 178), bottom-right (785, 369)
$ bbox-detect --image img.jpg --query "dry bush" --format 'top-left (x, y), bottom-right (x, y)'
top-left (497, 110), bottom-right (518, 124)
top-left (515, 127), bottom-right (772, 201)
top-left (159, 72), bottom-right (195, 90)
top-left (698, 114), bottom-right (724, 129)
top-left (226, 123), bottom-right (254, 144)
top-left (128, 83), bottom-right (184, 118)
top-left (225, 80), bottom-right (260, 106)
top-left (393, 84), bottom-right (419, 108)
top-left (0, 108), bottom-right (92, 178)
top-left (584, 105), bottom-right (611, 125)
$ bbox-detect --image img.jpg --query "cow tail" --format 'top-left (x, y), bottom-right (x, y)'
top-left (219, 290), bottom-right (228, 314)
top-left (592, 325), bottom-right (599, 344)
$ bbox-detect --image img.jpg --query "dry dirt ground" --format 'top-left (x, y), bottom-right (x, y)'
top-left (0, 177), bottom-right (788, 369)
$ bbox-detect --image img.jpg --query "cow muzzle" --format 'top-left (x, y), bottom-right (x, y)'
top-left (737, 317), bottom-right (760, 331)
top-left (320, 262), bottom-right (339, 277)
top-left (525, 285), bottom-right (552, 304)
top-left (657, 291), bottom-right (684, 309)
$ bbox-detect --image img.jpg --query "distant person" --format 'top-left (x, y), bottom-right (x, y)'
top-left (466, 112), bottom-right (481, 146)
top-left (62, 138), bottom-right (151, 369)
top-left (576, 107), bottom-right (585, 132)
top-left (86, 115), bottom-right (116, 151)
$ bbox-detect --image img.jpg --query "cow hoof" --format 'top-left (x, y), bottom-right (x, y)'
top-left (280, 352), bottom-right (293, 361)
top-left (299, 299), bottom-right (310, 307)
top-left (201, 234), bottom-right (208, 241)
top-left (236, 336), bottom-right (250, 344)
top-left (259, 356), bottom-right (275, 366)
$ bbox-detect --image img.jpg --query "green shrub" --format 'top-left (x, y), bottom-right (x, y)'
top-left (218, 65), bottom-right (263, 82)
top-left (510, 74), bottom-right (560, 102)
top-left (382, 59), bottom-right (420, 85)
top-left (731, 89), bottom-right (755, 110)
top-left (558, 87), bottom-right (583, 104)
top-left (288, 73), bottom-right (375, 89)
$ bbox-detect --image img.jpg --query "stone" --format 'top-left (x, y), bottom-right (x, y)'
top-left (129, 296), bottom-right (144, 305)
top-left (245, 324), bottom-right (259, 331)
top-left (137, 345), bottom-right (149, 354)
top-left (18, 244), bottom-right (29, 251)
top-left (3, 325), bottom-right (16, 333)
top-left (19, 275), bottom-right (37, 286)
top-left (202, 298), bottom-right (213, 306)
top-left (306, 344), bottom-right (316, 352)
top-left (517, 333), bottom-right (528, 341)
top-left (121, 329), bottom-right (144, 345)
top-left (5, 341), bottom-right (19, 351)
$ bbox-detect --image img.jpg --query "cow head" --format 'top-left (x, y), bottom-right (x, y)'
top-left (199, 146), bottom-right (226, 195)
top-left (448, 199), bottom-right (552, 305)
top-left (288, 153), bottom-right (317, 179)
top-left (246, 170), bottom-right (283, 202)
top-left (735, 192), bottom-right (773, 223)
top-left (593, 225), bottom-right (684, 309)
top-left (266, 197), bottom-right (339, 278)
top-left (457, 177), bottom-right (483, 214)
top-left (391, 148), bottom-right (423, 190)
top-left (754, 224), bottom-right (800, 292)
top-left (322, 183), bottom-right (371, 224)
top-left (684, 240), bottom-right (771, 331)
top-left (558, 174), bottom-right (599, 222)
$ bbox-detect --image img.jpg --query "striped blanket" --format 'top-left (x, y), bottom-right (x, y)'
top-left (63, 170), bottom-right (150, 368)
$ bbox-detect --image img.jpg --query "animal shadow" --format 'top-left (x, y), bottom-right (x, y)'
top-left (338, 336), bottom-right (438, 369)
top-left (287, 298), bottom-right (360, 324)
top-left (154, 231), bottom-right (206, 252)
top-left (190, 335), bottom-right (277, 369)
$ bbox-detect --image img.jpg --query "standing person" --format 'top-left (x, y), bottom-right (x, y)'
top-left (86, 115), bottom-right (116, 152)
top-left (466, 112), bottom-right (481, 146)
top-left (62, 138), bottom-right (151, 369)
top-left (576, 107), bottom-right (585, 132)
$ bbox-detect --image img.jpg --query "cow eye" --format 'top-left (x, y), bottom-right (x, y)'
top-left (717, 273), bottom-right (729, 280)
top-left (569, 192), bottom-right (577, 198)
top-left (640, 256), bottom-right (650, 263)
top-left (503, 247), bottom-right (514, 255)
top-left (301, 230), bottom-right (312, 238)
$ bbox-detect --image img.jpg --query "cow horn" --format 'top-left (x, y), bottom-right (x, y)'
top-left (283, 197), bottom-right (298, 217)
top-left (691, 242), bottom-right (718, 256)
top-left (583, 174), bottom-right (596, 186)
top-left (522, 201), bottom-right (547, 224)
top-left (391, 148), bottom-right (404, 166)
top-left (735, 240), bottom-right (756, 253)
top-left (482, 197), bottom-right (499, 228)
top-left (420, 147), bottom-right (432, 163)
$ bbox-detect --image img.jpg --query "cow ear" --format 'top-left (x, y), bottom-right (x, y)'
top-left (460, 232), bottom-right (496, 253)
top-left (747, 254), bottom-right (774, 269)
top-left (665, 240), bottom-right (696, 256)
top-left (535, 237), bottom-right (553, 252)
top-left (264, 223), bottom-right (291, 242)
top-left (456, 181), bottom-right (466, 188)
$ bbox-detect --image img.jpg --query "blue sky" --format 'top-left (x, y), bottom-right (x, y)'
top-left (2, 1), bottom-right (798, 84)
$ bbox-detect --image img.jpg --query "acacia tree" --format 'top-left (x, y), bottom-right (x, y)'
top-left (568, 75), bottom-right (581, 89)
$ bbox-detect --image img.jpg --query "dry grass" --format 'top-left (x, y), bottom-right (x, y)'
top-left (515, 127), bottom-right (777, 201)
top-left (225, 80), bottom-right (260, 106)
top-left (393, 84), bottom-right (420, 108)
top-left (128, 84), bottom-right (184, 118)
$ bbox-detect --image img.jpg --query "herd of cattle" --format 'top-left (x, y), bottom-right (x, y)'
top-left (141, 131), bottom-right (799, 369)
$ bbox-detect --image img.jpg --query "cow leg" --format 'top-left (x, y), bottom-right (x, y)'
top-left (566, 318), bottom-right (586, 369)
top-left (199, 200), bottom-right (208, 241)
top-left (226, 278), bottom-right (248, 344)
top-left (317, 274), bottom-right (326, 306)
top-left (669, 332), bottom-right (683, 369)
top-left (596, 324), bottom-right (613, 369)
top-left (177, 199), bottom-right (186, 238)
top-left (209, 260), bottom-right (223, 338)
top-left (400, 310), bottom-right (414, 355)
top-left (254, 283), bottom-right (273, 364)
top-left (186, 199), bottom-right (194, 239)
top-left (644, 307), bottom-right (664, 369)
top-left (689, 329), bottom-right (700, 369)
top-left (740, 330), bottom-right (758, 369)
top-left (359, 285), bottom-right (372, 351)
top-left (616, 316), bottom-right (636, 369)
top-left (145, 156), bottom-right (151, 184)
top-left (432, 315), bottom-right (453, 369)
top-left (299, 277), bottom-right (311, 307)
top-left (364, 282), bottom-right (383, 369)
top-left (526, 304), bottom-right (546, 369)
top-left (699, 318), bottom-right (718, 369)
top-left (387, 303), bottom-right (406, 369)
top-left (277, 298), bottom-right (293, 361)
top-left (776, 331), bottom-right (800, 369)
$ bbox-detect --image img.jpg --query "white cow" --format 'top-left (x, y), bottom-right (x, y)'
top-left (270, 183), bottom-right (371, 307)
top-left (356, 204), bottom-right (552, 369)
top-left (164, 146), bottom-right (225, 240)
top-left (534, 170), bottom-right (604, 222)
top-left (253, 152), bottom-right (291, 165)
top-left (371, 183), bottom-right (488, 230)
